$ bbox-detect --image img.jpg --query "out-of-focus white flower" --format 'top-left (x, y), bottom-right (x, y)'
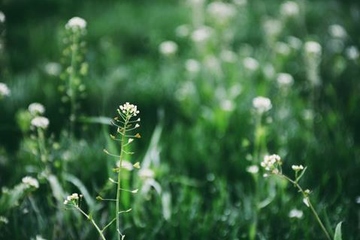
top-left (35, 235), bottom-right (47, 240)
top-left (191, 26), bottom-right (213, 43)
top-left (28, 103), bottom-right (45, 115)
top-left (252, 96), bottom-right (272, 114)
top-left (207, 2), bottom-right (236, 24)
top-left (275, 42), bottom-right (291, 55)
top-left (276, 73), bottom-right (294, 87)
top-left (263, 19), bottom-right (282, 39)
top-left (243, 57), bottom-right (259, 71)
top-left (65, 17), bottom-right (87, 30)
top-left (185, 59), bottom-right (201, 73)
top-left (31, 116), bottom-right (49, 129)
top-left (44, 62), bottom-right (62, 76)
top-left (220, 50), bottom-right (237, 63)
top-left (304, 41), bottom-right (322, 55)
top-left (345, 46), bottom-right (359, 60)
top-left (63, 193), bottom-right (80, 205)
top-left (289, 209), bottom-right (303, 219)
top-left (328, 24), bottom-right (347, 39)
top-left (0, 82), bottom-right (10, 98)
top-left (176, 24), bottom-right (191, 38)
top-left (291, 165), bottom-right (304, 171)
top-left (220, 99), bottom-right (235, 112)
top-left (159, 41), bottom-right (178, 56)
top-left (0, 11), bottom-right (5, 23)
top-left (139, 169), bottom-right (155, 180)
top-left (287, 36), bottom-right (302, 50)
top-left (261, 154), bottom-right (281, 171)
top-left (246, 165), bottom-right (259, 174)
top-left (22, 176), bottom-right (39, 188)
top-left (280, 1), bottom-right (300, 17)
top-left (118, 102), bottom-right (139, 117)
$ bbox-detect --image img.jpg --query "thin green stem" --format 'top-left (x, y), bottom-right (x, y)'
top-left (278, 174), bottom-right (331, 240)
top-left (69, 34), bottom-right (78, 137)
top-left (116, 116), bottom-right (129, 240)
top-left (74, 205), bottom-right (106, 240)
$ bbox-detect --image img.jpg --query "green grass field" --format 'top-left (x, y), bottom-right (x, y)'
top-left (1, 0), bottom-right (359, 239)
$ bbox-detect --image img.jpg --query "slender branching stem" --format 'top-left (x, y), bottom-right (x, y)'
top-left (74, 205), bottom-right (106, 240)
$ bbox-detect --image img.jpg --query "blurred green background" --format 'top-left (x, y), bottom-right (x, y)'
top-left (1, 0), bottom-right (360, 239)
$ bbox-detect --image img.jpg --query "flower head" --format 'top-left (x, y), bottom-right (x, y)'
top-left (280, 1), bottom-right (300, 17)
top-left (22, 176), bottom-right (39, 188)
top-left (31, 116), bottom-right (49, 129)
top-left (292, 165), bottom-right (304, 171)
top-left (0, 82), bottom-right (10, 98)
top-left (277, 73), bottom-right (294, 88)
top-left (304, 41), bottom-right (322, 55)
top-left (65, 17), bottom-right (87, 30)
top-left (159, 41), bottom-right (178, 56)
top-left (261, 154), bottom-right (282, 172)
top-left (63, 193), bottom-right (81, 205)
top-left (289, 209), bottom-right (303, 219)
top-left (118, 102), bottom-right (140, 118)
top-left (252, 96), bottom-right (272, 114)
top-left (28, 103), bottom-right (45, 116)
top-left (0, 11), bottom-right (5, 23)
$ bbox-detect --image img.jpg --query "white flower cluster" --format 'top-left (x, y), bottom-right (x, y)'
top-left (28, 103), bottom-right (45, 116)
top-left (22, 176), bottom-right (39, 188)
top-left (252, 96), bottom-right (272, 114)
top-left (207, 2), bottom-right (236, 23)
top-left (65, 17), bottom-right (87, 30)
top-left (0, 11), bottom-right (5, 23)
top-left (304, 41), bottom-right (322, 55)
top-left (63, 193), bottom-right (80, 205)
top-left (291, 165), bottom-right (304, 171)
top-left (31, 116), bottom-right (49, 129)
top-left (261, 154), bottom-right (281, 171)
top-left (280, 1), bottom-right (300, 17)
top-left (276, 73), bottom-right (294, 88)
top-left (0, 82), bottom-right (10, 98)
top-left (159, 41), bottom-right (178, 56)
top-left (119, 102), bottom-right (140, 117)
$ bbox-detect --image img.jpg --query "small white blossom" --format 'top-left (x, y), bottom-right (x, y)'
top-left (289, 209), bottom-right (303, 219)
top-left (65, 17), bottom-right (87, 30)
top-left (303, 196), bottom-right (310, 207)
top-left (185, 59), bottom-right (201, 73)
top-left (63, 193), bottom-right (80, 205)
top-left (159, 41), bottom-right (178, 56)
top-left (207, 2), bottom-right (236, 24)
top-left (22, 176), bottom-right (39, 188)
top-left (263, 19), bottom-right (282, 38)
top-left (261, 154), bottom-right (281, 171)
top-left (252, 96), bottom-right (272, 114)
top-left (191, 26), bottom-right (213, 43)
top-left (28, 103), bottom-right (45, 115)
top-left (0, 11), bottom-right (5, 23)
top-left (328, 24), bottom-right (347, 39)
top-left (246, 165), bottom-right (259, 174)
top-left (119, 102), bottom-right (139, 117)
top-left (292, 165), bottom-right (304, 171)
top-left (0, 82), bottom-right (10, 98)
top-left (243, 57), bottom-right (259, 71)
top-left (31, 116), bottom-right (49, 129)
top-left (175, 24), bottom-right (191, 38)
top-left (277, 73), bottom-right (294, 87)
top-left (304, 41), bottom-right (322, 55)
top-left (44, 62), bottom-right (62, 76)
top-left (280, 1), bottom-right (300, 17)
top-left (345, 46), bottom-right (359, 60)
top-left (139, 169), bottom-right (155, 180)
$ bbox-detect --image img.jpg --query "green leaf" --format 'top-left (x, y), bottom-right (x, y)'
top-left (334, 221), bottom-right (342, 240)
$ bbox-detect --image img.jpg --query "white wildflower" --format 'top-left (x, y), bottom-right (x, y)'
top-left (280, 1), bottom-right (300, 17)
top-left (291, 165), bottom-right (304, 171)
top-left (28, 103), bottom-right (45, 115)
top-left (0, 11), bottom-right (5, 23)
top-left (159, 41), bottom-right (178, 56)
top-left (276, 73), bottom-right (294, 87)
top-left (63, 193), bottom-right (80, 205)
top-left (289, 209), bottom-right (303, 219)
top-left (31, 116), bottom-right (49, 129)
top-left (175, 24), bottom-right (191, 38)
top-left (252, 96), bottom-right (272, 114)
top-left (119, 102), bottom-right (139, 117)
top-left (345, 46), bottom-right (359, 60)
top-left (304, 41), bottom-right (322, 55)
top-left (243, 57), bottom-right (259, 71)
top-left (138, 169), bottom-right (155, 180)
top-left (328, 24), bottom-right (347, 39)
top-left (261, 154), bottom-right (281, 171)
top-left (191, 26), bottom-right (213, 43)
top-left (246, 165), bottom-right (259, 174)
top-left (207, 2), bottom-right (236, 24)
top-left (44, 62), bottom-right (62, 76)
top-left (0, 82), bottom-right (10, 98)
top-left (22, 176), bottom-right (39, 188)
top-left (185, 59), bottom-right (201, 73)
top-left (65, 17), bottom-right (87, 30)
